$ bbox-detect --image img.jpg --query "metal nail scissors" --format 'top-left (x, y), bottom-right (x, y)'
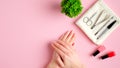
top-left (83, 12), bottom-right (97, 26)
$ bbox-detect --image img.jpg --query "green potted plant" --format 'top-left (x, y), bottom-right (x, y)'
top-left (61, 0), bottom-right (83, 18)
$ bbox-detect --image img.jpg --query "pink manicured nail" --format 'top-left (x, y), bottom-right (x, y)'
top-left (72, 43), bottom-right (75, 46)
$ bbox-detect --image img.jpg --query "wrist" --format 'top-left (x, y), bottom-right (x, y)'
top-left (74, 64), bottom-right (84, 68)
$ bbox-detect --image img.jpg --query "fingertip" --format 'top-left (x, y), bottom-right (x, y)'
top-left (66, 30), bottom-right (70, 34)
top-left (70, 30), bottom-right (73, 34)
top-left (51, 43), bottom-right (54, 48)
top-left (51, 41), bottom-right (57, 46)
top-left (73, 33), bottom-right (76, 36)
top-left (50, 41), bottom-right (55, 46)
top-left (72, 33), bottom-right (76, 39)
top-left (73, 33), bottom-right (76, 40)
top-left (70, 29), bottom-right (74, 33)
top-left (59, 34), bottom-right (64, 40)
top-left (63, 31), bottom-right (70, 39)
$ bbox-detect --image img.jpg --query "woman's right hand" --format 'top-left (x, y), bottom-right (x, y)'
top-left (52, 31), bottom-right (84, 68)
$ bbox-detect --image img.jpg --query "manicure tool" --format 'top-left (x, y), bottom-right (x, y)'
top-left (91, 10), bottom-right (105, 29)
top-left (95, 14), bottom-right (110, 26)
top-left (83, 12), bottom-right (97, 26)
top-left (95, 16), bottom-right (114, 35)
top-left (97, 20), bottom-right (116, 39)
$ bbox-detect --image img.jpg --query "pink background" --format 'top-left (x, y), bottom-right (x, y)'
top-left (0, 0), bottom-right (120, 68)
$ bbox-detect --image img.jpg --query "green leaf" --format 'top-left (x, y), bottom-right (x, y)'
top-left (61, 0), bottom-right (83, 18)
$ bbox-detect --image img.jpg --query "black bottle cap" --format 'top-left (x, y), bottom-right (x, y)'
top-left (93, 50), bottom-right (100, 56)
top-left (101, 55), bottom-right (109, 59)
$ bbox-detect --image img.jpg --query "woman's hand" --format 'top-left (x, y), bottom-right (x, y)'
top-left (47, 51), bottom-right (61, 68)
top-left (59, 30), bottom-right (75, 45)
top-left (47, 30), bottom-right (76, 68)
top-left (51, 40), bottom-right (84, 68)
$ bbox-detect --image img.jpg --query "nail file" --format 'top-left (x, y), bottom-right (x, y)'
top-left (97, 20), bottom-right (116, 39)
top-left (91, 10), bottom-right (104, 29)
top-left (95, 16), bottom-right (114, 35)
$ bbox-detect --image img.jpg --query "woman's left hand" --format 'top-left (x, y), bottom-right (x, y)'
top-left (47, 30), bottom-right (76, 68)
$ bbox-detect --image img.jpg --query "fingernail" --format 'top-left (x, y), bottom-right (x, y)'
top-left (72, 43), bottom-right (75, 46)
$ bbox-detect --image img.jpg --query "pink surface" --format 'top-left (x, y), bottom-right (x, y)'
top-left (0, 0), bottom-right (120, 68)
